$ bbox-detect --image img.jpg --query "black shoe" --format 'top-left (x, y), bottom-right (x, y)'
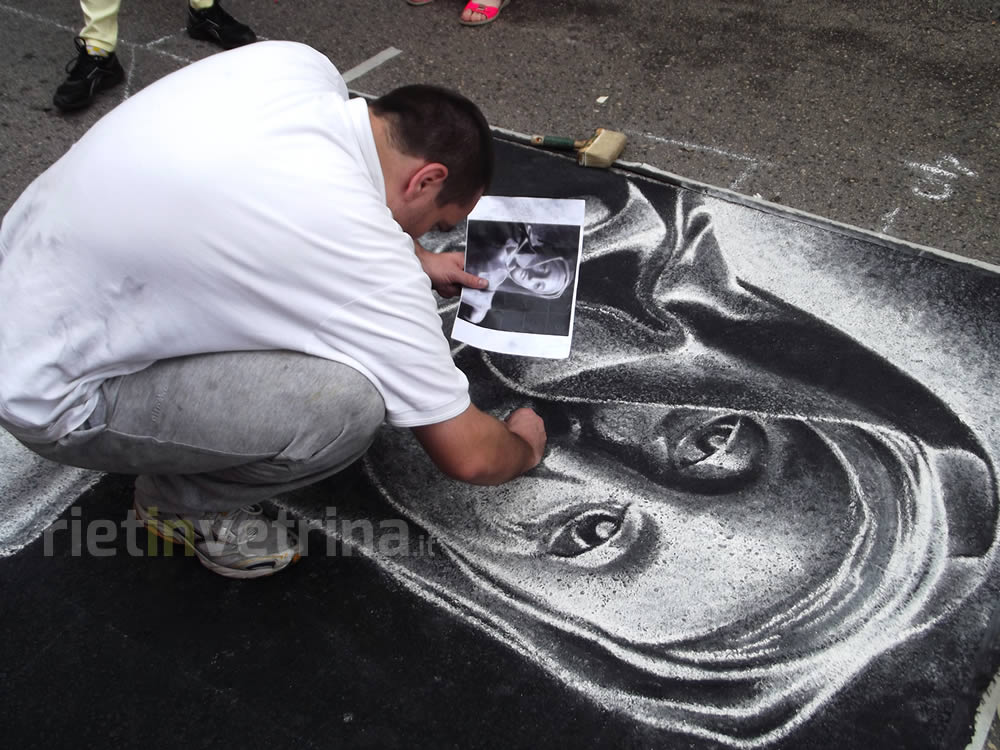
top-left (187, 2), bottom-right (257, 49)
top-left (53, 37), bottom-right (125, 112)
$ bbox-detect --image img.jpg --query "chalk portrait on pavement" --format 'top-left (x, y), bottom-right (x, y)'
top-left (283, 161), bottom-right (1000, 749)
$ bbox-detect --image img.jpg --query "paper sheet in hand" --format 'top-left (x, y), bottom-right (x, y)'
top-left (452, 196), bottom-right (585, 358)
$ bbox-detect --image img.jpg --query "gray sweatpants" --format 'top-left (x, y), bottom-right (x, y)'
top-left (24, 351), bottom-right (386, 515)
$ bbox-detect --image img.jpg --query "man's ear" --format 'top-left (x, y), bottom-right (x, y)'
top-left (403, 162), bottom-right (449, 202)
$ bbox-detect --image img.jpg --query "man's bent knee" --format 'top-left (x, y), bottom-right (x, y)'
top-left (275, 361), bottom-right (385, 466)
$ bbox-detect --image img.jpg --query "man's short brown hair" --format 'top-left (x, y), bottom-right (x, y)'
top-left (370, 85), bottom-right (494, 206)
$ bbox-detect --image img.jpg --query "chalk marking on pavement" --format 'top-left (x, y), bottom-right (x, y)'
top-left (906, 155), bottom-right (978, 202)
top-left (906, 156), bottom-right (977, 179)
top-left (729, 161), bottom-right (762, 191)
top-left (633, 131), bottom-right (769, 194)
top-left (636, 132), bottom-right (765, 163)
top-left (153, 49), bottom-right (195, 65)
top-left (146, 29), bottom-right (184, 47)
top-left (341, 47), bottom-right (403, 83)
top-left (966, 668), bottom-right (1000, 750)
top-left (0, 2), bottom-right (197, 110)
top-left (880, 206), bottom-right (901, 234)
top-left (123, 48), bottom-right (138, 99)
top-left (0, 2), bottom-right (76, 33)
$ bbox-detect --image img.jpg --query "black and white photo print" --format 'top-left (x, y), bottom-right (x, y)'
top-left (453, 196), bottom-right (584, 358)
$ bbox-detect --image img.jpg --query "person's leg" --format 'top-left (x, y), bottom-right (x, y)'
top-left (52, 0), bottom-right (125, 111)
top-left (34, 350), bottom-right (385, 515)
top-left (30, 351), bottom-right (385, 577)
top-left (79, 0), bottom-right (121, 53)
top-left (459, 0), bottom-right (510, 26)
top-left (187, 0), bottom-right (257, 49)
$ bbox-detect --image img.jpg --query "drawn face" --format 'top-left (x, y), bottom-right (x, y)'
top-left (373, 400), bottom-right (866, 642)
top-left (508, 255), bottom-right (569, 296)
top-left (355, 178), bottom-right (998, 746)
top-left (369, 286), bottom-right (993, 652)
top-left (362, 304), bottom-right (993, 744)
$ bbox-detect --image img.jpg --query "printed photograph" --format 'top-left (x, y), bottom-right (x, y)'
top-left (452, 196), bottom-right (585, 359)
top-left (458, 220), bottom-right (580, 335)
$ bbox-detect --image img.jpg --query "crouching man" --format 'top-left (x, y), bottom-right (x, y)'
top-left (0, 41), bottom-right (545, 578)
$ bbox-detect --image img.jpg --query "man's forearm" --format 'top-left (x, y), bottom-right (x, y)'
top-left (412, 404), bottom-right (546, 486)
top-left (463, 416), bottom-right (537, 485)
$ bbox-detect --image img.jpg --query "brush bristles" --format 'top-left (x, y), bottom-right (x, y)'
top-left (577, 130), bottom-right (627, 168)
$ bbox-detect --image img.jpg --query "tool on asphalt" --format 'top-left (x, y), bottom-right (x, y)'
top-left (529, 128), bottom-right (627, 168)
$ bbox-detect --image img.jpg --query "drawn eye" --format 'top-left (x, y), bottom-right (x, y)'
top-left (548, 508), bottom-right (625, 557)
top-left (675, 420), bottom-right (737, 466)
top-left (670, 415), bottom-right (766, 490)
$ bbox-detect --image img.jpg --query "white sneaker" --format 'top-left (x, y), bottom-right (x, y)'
top-left (134, 492), bottom-right (301, 579)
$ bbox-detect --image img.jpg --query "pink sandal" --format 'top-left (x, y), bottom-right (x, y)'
top-left (459, 0), bottom-right (510, 26)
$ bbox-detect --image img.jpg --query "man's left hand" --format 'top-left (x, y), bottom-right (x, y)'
top-left (415, 242), bottom-right (488, 298)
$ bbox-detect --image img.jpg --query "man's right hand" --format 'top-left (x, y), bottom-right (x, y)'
top-left (505, 407), bottom-right (546, 469)
top-left (413, 404), bottom-right (548, 485)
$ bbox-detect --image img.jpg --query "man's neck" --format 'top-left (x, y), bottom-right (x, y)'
top-left (369, 109), bottom-right (430, 219)
top-left (368, 109), bottom-right (395, 197)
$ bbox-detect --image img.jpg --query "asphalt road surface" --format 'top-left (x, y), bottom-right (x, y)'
top-left (1, 0), bottom-right (997, 265)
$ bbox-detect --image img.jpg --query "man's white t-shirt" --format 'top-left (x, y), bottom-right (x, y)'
top-left (0, 41), bottom-right (470, 443)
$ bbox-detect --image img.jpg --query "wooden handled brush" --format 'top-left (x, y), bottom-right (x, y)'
top-left (529, 128), bottom-right (627, 168)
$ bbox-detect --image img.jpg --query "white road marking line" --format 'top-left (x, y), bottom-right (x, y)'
top-left (341, 47), bottom-right (403, 83)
